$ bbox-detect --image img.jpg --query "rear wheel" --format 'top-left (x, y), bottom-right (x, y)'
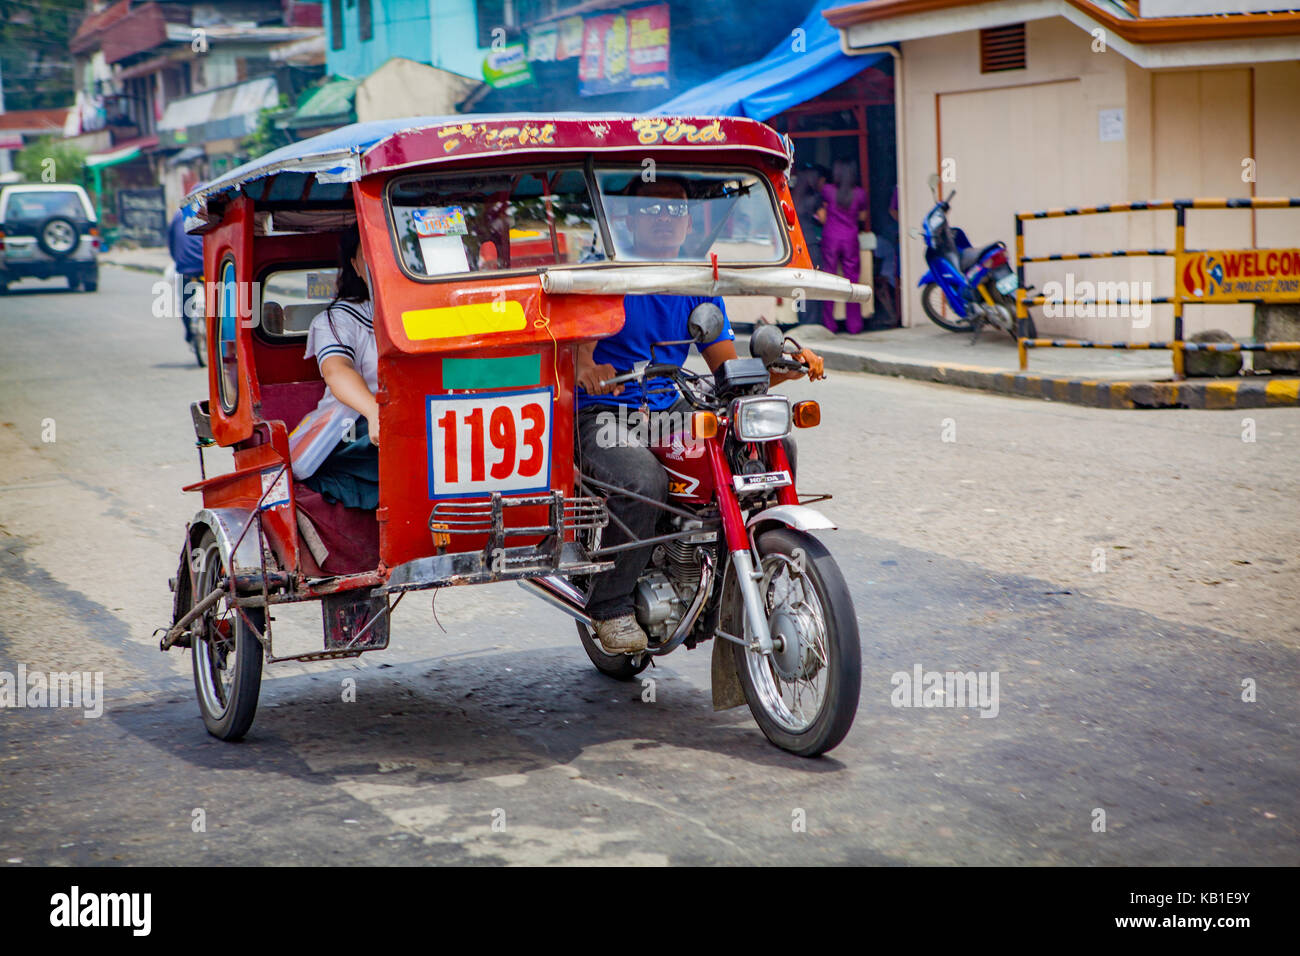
top-left (189, 530), bottom-right (264, 740)
top-left (921, 282), bottom-right (974, 332)
top-left (576, 621), bottom-right (651, 681)
top-left (728, 528), bottom-right (861, 757)
top-left (571, 520), bottom-right (651, 680)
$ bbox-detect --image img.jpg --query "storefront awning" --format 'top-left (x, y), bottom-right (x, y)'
top-left (278, 77), bottom-right (359, 131)
top-left (652, 0), bottom-right (885, 121)
top-left (157, 76), bottom-right (280, 148)
top-left (85, 134), bottom-right (159, 169)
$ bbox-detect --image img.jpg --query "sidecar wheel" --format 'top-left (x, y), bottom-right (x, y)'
top-left (729, 528), bottom-right (860, 757)
top-left (576, 621), bottom-right (651, 681)
top-left (189, 530), bottom-right (264, 740)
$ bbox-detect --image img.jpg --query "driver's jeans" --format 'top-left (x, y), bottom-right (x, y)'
top-left (576, 398), bottom-right (796, 622)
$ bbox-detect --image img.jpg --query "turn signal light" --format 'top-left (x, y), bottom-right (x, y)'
top-left (691, 411), bottom-right (718, 439)
top-left (792, 400), bottom-right (820, 428)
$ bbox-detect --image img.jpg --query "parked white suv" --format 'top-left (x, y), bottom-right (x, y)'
top-left (0, 183), bottom-right (100, 293)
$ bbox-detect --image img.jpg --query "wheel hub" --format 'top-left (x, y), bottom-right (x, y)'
top-left (768, 606), bottom-right (819, 681)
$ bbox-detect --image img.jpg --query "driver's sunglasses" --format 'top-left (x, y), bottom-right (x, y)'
top-left (634, 201), bottom-right (689, 218)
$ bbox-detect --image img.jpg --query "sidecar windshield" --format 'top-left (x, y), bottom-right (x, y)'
top-left (389, 166), bottom-right (607, 277)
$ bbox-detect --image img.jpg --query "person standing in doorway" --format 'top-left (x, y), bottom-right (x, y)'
top-left (792, 162), bottom-right (827, 272)
top-left (817, 159), bottom-right (868, 334)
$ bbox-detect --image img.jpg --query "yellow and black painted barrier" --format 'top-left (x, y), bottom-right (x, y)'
top-left (1013, 197), bottom-right (1300, 377)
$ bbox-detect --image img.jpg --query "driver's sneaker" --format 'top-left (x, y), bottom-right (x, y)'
top-left (592, 614), bottom-right (648, 653)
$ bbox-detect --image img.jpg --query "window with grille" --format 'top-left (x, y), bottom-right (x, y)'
top-left (980, 23), bottom-right (1026, 73)
top-left (360, 0), bottom-right (373, 42)
top-left (330, 0), bottom-right (343, 50)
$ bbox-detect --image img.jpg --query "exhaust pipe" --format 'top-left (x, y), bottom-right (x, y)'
top-left (518, 575), bottom-right (592, 626)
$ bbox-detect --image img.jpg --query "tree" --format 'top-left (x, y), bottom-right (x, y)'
top-left (240, 95), bottom-right (293, 162)
top-left (14, 135), bottom-right (86, 185)
top-left (0, 0), bottom-right (83, 111)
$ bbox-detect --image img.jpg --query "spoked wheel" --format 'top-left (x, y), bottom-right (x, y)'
top-left (728, 528), bottom-right (860, 757)
top-left (571, 520), bottom-right (650, 681)
top-left (189, 530), bottom-right (263, 740)
top-left (921, 282), bottom-right (975, 332)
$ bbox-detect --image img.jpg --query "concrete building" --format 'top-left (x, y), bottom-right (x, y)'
top-left (824, 0), bottom-right (1300, 340)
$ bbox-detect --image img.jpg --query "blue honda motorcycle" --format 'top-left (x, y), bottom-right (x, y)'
top-left (913, 174), bottom-right (1035, 340)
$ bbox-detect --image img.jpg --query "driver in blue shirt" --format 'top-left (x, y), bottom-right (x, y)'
top-left (575, 176), bottom-right (824, 654)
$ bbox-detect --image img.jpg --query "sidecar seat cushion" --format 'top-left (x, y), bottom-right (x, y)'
top-left (292, 483), bottom-right (379, 575)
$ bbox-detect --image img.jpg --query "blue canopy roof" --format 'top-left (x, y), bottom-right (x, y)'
top-left (652, 1), bottom-right (885, 121)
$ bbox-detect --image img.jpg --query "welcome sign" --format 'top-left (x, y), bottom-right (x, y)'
top-left (1180, 249), bottom-right (1300, 302)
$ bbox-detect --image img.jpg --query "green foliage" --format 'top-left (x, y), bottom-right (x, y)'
top-left (240, 94), bottom-right (293, 162)
top-left (0, 0), bottom-right (82, 111)
top-left (14, 135), bottom-right (86, 185)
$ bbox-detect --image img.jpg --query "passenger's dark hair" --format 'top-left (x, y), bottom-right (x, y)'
top-left (325, 224), bottom-right (369, 341)
top-left (332, 225), bottom-right (368, 306)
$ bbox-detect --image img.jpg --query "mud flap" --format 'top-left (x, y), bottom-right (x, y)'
top-left (711, 637), bottom-right (746, 711)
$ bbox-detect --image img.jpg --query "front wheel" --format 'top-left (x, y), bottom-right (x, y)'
top-left (994, 289), bottom-right (1036, 339)
top-left (728, 528), bottom-right (861, 757)
top-left (921, 282), bottom-right (974, 332)
top-left (190, 313), bottom-right (207, 367)
top-left (189, 530), bottom-right (264, 740)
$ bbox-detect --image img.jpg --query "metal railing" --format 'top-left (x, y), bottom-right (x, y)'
top-left (1013, 197), bottom-right (1300, 376)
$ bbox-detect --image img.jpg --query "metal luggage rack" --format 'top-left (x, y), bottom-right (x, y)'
top-left (428, 491), bottom-right (608, 573)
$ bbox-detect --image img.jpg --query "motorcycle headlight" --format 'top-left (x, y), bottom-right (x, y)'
top-left (732, 396), bottom-right (791, 442)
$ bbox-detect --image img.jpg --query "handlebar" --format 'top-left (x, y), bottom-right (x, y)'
top-left (599, 363), bottom-right (682, 387)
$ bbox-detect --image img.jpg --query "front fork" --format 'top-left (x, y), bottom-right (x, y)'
top-left (705, 434), bottom-right (792, 657)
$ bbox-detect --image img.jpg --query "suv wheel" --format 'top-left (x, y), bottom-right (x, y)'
top-left (37, 216), bottom-right (79, 259)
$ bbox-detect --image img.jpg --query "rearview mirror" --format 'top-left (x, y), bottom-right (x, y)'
top-left (688, 302), bottom-right (725, 344)
top-left (749, 323), bottom-right (786, 366)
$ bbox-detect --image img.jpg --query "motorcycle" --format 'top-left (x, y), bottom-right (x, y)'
top-left (912, 172), bottom-right (1034, 340)
top-left (527, 305), bottom-right (862, 757)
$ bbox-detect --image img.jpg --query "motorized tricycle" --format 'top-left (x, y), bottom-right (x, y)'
top-left (161, 114), bottom-right (872, 757)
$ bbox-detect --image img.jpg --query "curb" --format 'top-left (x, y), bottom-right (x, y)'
top-left (102, 259), bottom-right (167, 276)
top-left (811, 344), bottom-right (1300, 410)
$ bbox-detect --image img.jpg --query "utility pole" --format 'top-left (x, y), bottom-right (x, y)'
top-left (0, 58), bottom-right (13, 174)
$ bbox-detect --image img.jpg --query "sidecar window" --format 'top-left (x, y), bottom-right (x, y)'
top-left (387, 166), bottom-right (607, 279)
top-left (255, 267), bottom-right (339, 338)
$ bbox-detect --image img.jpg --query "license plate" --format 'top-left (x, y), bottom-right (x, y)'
top-left (4, 245), bottom-right (33, 258)
top-left (995, 272), bottom-right (1019, 295)
top-left (426, 388), bottom-right (553, 498)
top-left (733, 470), bottom-right (792, 493)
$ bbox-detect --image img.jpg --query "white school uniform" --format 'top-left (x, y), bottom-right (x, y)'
top-left (288, 299), bottom-right (378, 479)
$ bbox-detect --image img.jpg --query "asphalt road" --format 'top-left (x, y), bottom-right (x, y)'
top-left (0, 267), bottom-right (1297, 865)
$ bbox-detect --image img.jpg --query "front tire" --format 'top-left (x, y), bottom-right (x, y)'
top-left (189, 530), bottom-right (264, 740)
top-left (728, 528), bottom-right (861, 757)
top-left (921, 282), bottom-right (974, 332)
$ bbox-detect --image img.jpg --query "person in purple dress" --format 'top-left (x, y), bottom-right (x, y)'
top-left (817, 159), bottom-right (868, 334)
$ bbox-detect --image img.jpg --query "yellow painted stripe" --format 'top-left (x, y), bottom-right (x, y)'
top-left (401, 301), bottom-right (527, 340)
top-left (1204, 381), bottom-right (1239, 409)
top-left (1265, 379), bottom-right (1300, 405)
top-left (1108, 383), bottom-right (1131, 407)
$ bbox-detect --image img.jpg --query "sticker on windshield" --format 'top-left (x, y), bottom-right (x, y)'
top-left (413, 206), bottom-right (468, 238)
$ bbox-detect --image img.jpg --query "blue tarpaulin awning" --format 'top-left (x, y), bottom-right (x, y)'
top-left (651, 0), bottom-right (886, 121)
